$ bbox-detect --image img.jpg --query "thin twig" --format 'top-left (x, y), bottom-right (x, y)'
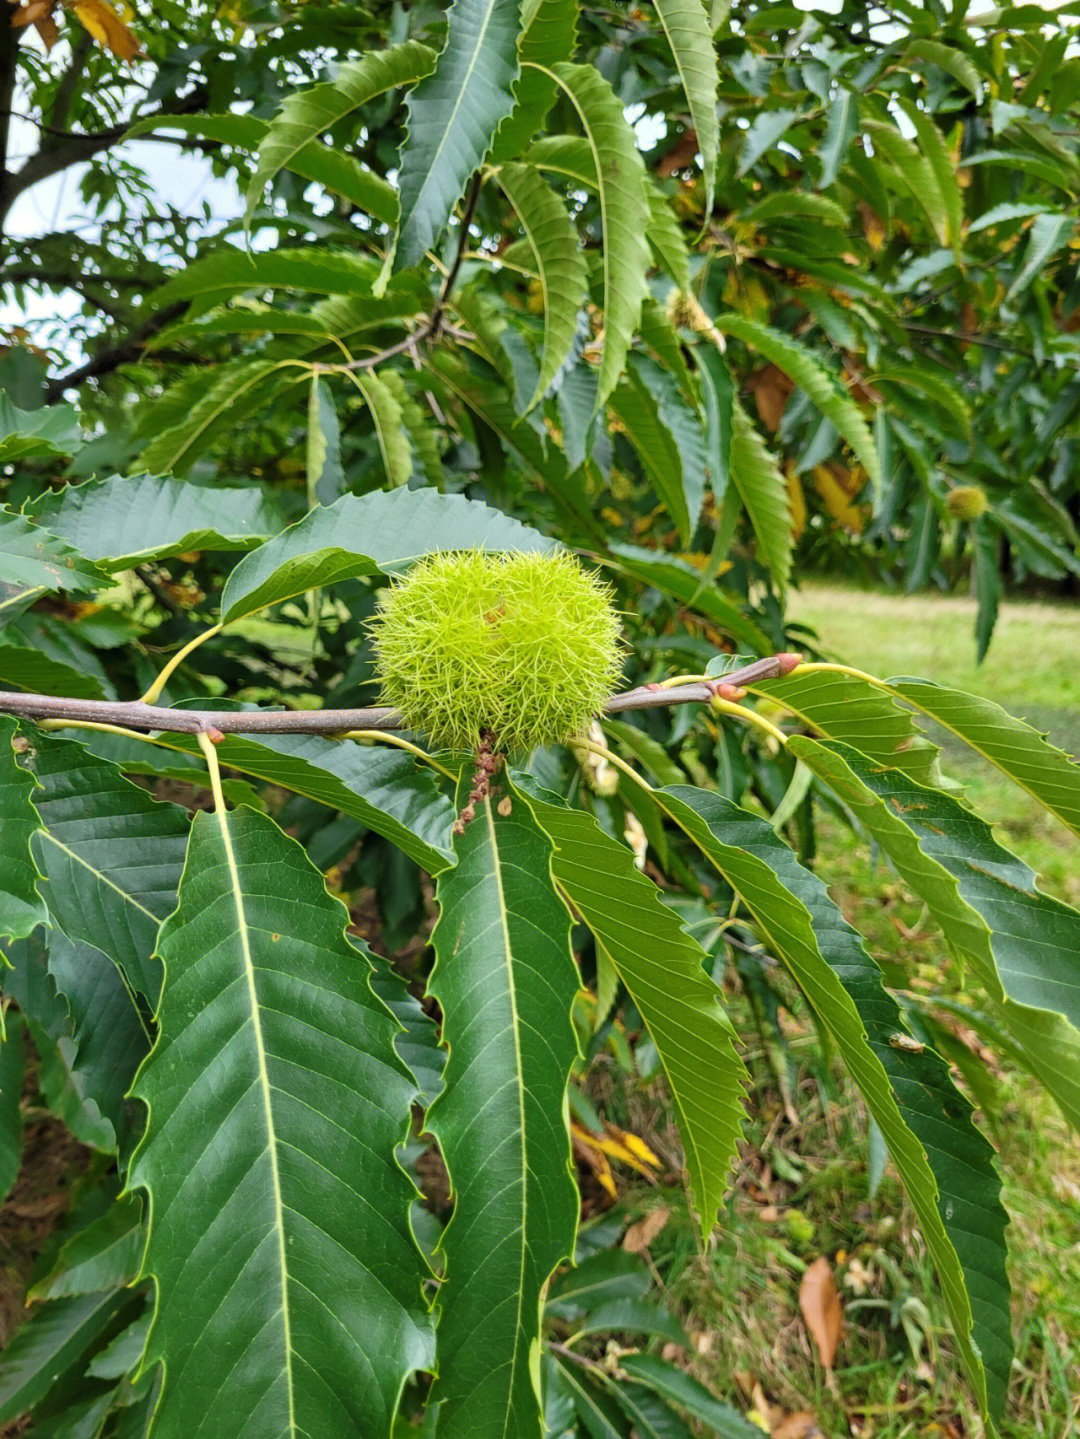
top-left (0, 654), bottom-right (802, 737)
top-left (430, 173), bottom-right (483, 339)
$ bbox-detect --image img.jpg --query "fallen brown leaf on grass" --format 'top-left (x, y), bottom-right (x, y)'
top-left (771, 1413), bottom-right (823, 1439)
top-left (622, 1205), bottom-right (671, 1252)
top-left (799, 1255), bottom-right (843, 1369)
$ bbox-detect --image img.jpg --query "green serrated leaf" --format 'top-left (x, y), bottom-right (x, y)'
top-left (136, 358), bottom-right (301, 475)
top-left (24, 732), bottom-right (190, 1004)
top-left (739, 191), bottom-right (848, 227)
top-left (748, 667), bottom-right (941, 784)
top-left (518, 779), bottom-right (746, 1237)
top-left (29, 474), bottom-right (285, 569)
top-left (219, 487), bottom-right (554, 623)
top-left (653, 0), bottom-right (719, 212)
top-left (133, 110), bottom-right (401, 226)
top-left (646, 188), bottom-right (691, 290)
top-left (610, 366), bottom-right (695, 544)
top-left (428, 782), bottom-right (579, 1437)
top-left (0, 716), bottom-right (47, 941)
top-left (895, 98), bottom-right (963, 248)
top-left (306, 376), bottom-right (344, 505)
top-left (863, 119), bottom-right (952, 246)
top-left (129, 804), bottom-right (433, 1437)
top-left (819, 89), bottom-right (857, 188)
top-left (716, 315), bottom-right (879, 491)
top-left (46, 930), bottom-right (149, 1153)
top-left (491, 0), bottom-right (580, 161)
top-left (394, 0), bottom-right (524, 271)
top-left (152, 247), bottom-right (390, 310)
top-left (0, 395), bottom-right (79, 464)
top-left (792, 737), bottom-right (1080, 1130)
top-left (496, 162), bottom-right (588, 409)
top-left (0, 509), bottom-right (106, 625)
top-left (728, 397), bottom-right (793, 595)
top-left (0, 1011), bottom-right (24, 1205)
top-left (151, 725), bottom-right (457, 873)
top-left (972, 517), bottom-right (1001, 662)
top-left (0, 643), bottom-right (107, 701)
top-left (29, 1195), bottom-right (142, 1302)
top-left (655, 785), bottom-right (1012, 1426)
top-left (381, 369), bottom-right (447, 486)
top-left (535, 62), bottom-right (651, 408)
top-left (350, 366), bottom-right (414, 487)
top-left (1007, 210), bottom-right (1074, 296)
top-left (245, 42), bottom-right (436, 225)
top-left (884, 677), bottom-right (1080, 838)
top-left (606, 542), bottom-right (770, 653)
top-left (0, 1291), bottom-right (137, 1424)
top-left (902, 39), bottom-right (983, 98)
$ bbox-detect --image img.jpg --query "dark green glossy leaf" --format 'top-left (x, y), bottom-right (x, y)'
top-left (655, 785), bottom-right (1011, 1425)
top-left (24, 732), bottom-right (190, 1004)
top-left (428, 784), bottom-right (579, 1437)
top-left (46, 930), bottom-right (149, 1153)
top-left (518, 780), bottom-right (746, 1237)
top-left (794, 737), bottom-right (1080, 1130)
top-left (28, 474), bottom-right (286, 570)
top-left (616, 1355), bottom-right (762, 1438)
top-left (0, 1291), bottom-right (135, 1424)
top-left (0, 715), bottom-right (47, 941)
top-left (0, 1010), bottom-right (24, 1205)
top-left (29, 1196), bottom-right (142, 1302)
top-left (219, 487), bottom-right (555, 622)
top-left (129, 804), bottom-right (432, 1437)
top-left (394, 0), bottom-right (524, 271)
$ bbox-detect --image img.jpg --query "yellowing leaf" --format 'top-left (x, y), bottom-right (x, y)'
top-left (69, 0), bottom-right (140, 60)
top-left (785, 465), bottom-right (807, 541)
top-left (811, 464), bottom-right (866, 533)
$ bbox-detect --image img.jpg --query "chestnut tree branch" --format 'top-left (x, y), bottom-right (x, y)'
top-left (0, 655), bottom-right (801, 737)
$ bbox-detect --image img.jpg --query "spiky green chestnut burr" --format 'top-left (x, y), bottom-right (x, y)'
top-left (370, 550), bottom-right (623, 753)
top-left (946, 485), bottom-right (989, 522)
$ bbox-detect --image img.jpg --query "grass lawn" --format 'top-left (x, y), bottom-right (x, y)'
top-left (598, 584), bottom-right (1080, 1439)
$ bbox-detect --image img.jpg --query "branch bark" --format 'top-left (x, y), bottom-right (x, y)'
top-left (44, 302), bottom-right (187, 400)
top-left (0, 655), bottom-right (801, 737)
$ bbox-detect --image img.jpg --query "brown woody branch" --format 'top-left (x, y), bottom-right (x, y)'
top-left (0, 655), bottom-right (801, 738)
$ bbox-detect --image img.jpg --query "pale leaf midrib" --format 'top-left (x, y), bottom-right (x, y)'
top-left (210, 805), bottom-right (297, 1437)
top-left (482, 795), bottom-right (530, 1439)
